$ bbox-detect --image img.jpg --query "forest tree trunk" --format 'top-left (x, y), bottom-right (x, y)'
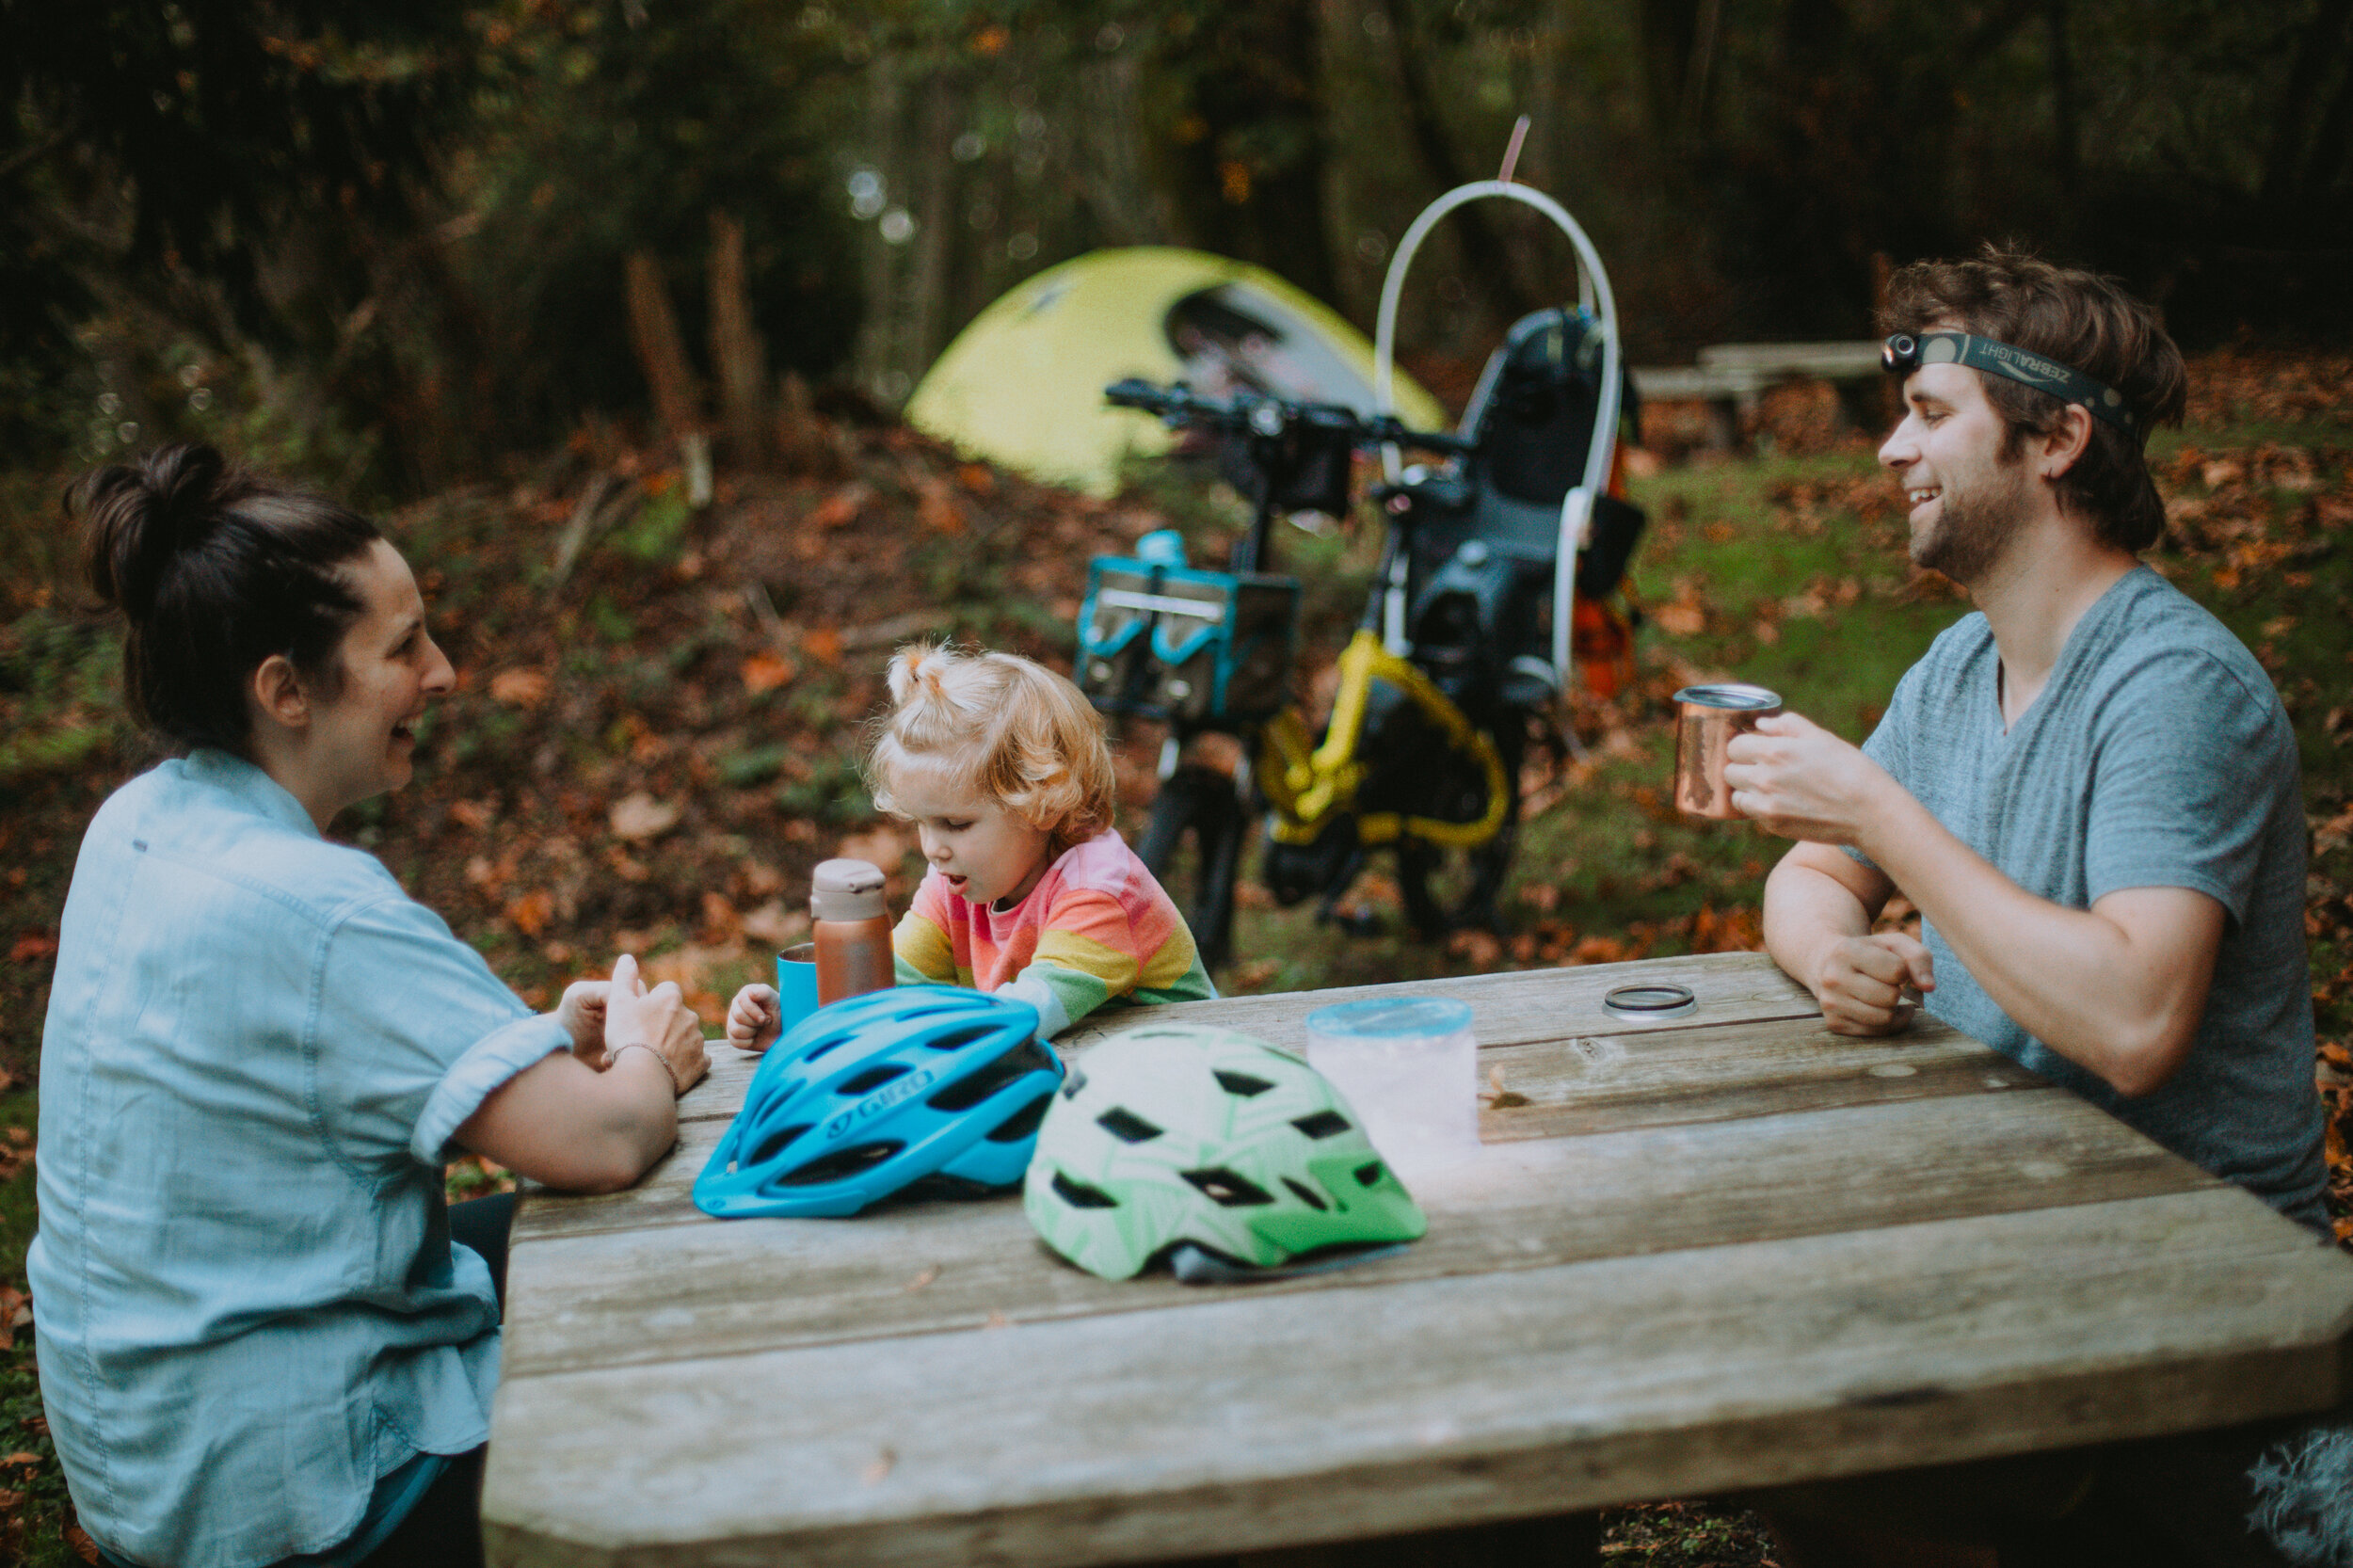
top-left (624, 250), bottom-right (702, 447)
top-left (707, 210), bottom-right (771, 466)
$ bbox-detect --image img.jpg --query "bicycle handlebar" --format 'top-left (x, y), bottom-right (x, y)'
top-left (1104, 377), bottom-right (1473, 456)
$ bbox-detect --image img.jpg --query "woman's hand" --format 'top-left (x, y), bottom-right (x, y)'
top-left (726, 984), bottom-right (783, 1053)
top-left (603, 953), bottom-right (710, 1095)
top-left (554, 978), bottom-right (611, 1066)
top-left (1722, 712), bottom-right (1899, 848)
top-left (1812, 932), bottom-right (1934, 1036)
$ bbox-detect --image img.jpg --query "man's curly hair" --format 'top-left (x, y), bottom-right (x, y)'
top-left (1881, 246), bottom-right (2187, 552)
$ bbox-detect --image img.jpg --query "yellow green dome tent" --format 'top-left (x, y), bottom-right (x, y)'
top-left (905, 248), bottom-right (1448, 497)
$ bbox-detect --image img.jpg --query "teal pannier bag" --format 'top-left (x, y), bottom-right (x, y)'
top-left (1076, 534), bottom-right (1298, 728)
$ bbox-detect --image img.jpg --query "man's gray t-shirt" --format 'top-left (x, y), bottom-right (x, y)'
top-left (1855, 565), bottom-right (2327, 1232)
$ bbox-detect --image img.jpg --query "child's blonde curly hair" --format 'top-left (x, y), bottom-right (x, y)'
top-left (866, 642), bottom-right (1118, 851)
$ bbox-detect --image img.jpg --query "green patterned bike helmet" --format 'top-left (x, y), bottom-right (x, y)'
top-left (1023, 1022), bottom-right (1426, 1280)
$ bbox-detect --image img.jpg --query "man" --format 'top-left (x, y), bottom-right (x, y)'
top-left (1722, 248), bottom-right (2333, 1566)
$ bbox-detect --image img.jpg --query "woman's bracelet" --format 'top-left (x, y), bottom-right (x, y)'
top-left (610, 1041), bottom-right (684, 1097)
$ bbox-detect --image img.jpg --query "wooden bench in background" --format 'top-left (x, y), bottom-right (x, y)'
top-left (1633, 341), bottom-right (1889, 452)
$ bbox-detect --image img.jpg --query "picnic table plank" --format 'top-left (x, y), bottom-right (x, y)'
top-left (1052, 951), bottom-right (1821, 1055)
top-left (516, 954), bottom-right (1831, 1247)
top-left (1475, 1009), bottom-right (2034, 1141)
top-left (497, 1084), bottom-right (2215, 1380)
top-left (482, 1187), bottom-right (2347, 1568)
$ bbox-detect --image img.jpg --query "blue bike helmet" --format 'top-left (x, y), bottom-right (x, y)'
top-left (694, 985), bottom-right (1063, 1219)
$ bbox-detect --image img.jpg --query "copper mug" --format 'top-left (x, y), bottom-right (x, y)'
top-left (1673, 683), bottom-right (1782, 819)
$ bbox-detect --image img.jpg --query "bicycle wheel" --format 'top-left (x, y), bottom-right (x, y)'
top-left (1387, 710), bottom-right (1527, 939)
top-left (1135, 762), bottom-right (1245, 971)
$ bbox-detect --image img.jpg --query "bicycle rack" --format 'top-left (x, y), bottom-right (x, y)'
top-left (1369, 179), bottom-right (1624, 697)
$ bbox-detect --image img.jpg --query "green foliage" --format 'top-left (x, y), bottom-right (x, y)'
top-left (615, 489), bottom-right (693, 564)
top-left (454, 0), bottom-right (865, 428)
top-left (720, 743), bottom-right (796, 787)
top-left (0, 610), bottom-right (133, 786)
top-left (1, 1), bottom-right (490, 479)
top-left (775, 753), bottom-right (871, 823)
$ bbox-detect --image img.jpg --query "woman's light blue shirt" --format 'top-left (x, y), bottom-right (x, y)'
top-left (29, 752), bottom-right (567, 1568)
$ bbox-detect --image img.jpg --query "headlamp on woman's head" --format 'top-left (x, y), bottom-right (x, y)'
top-left (1881, 331), bottom-right (2140, 440)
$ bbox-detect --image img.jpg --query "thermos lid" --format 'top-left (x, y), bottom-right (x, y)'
top-left (810, 858), bottom-right (888, 920)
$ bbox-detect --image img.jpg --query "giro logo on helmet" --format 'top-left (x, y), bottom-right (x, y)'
top-left (824, 1066), bottom-right (939, 1141)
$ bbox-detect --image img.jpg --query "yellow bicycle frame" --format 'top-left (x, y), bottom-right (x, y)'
top-left (1256, 629), bottom-right (1510, 850)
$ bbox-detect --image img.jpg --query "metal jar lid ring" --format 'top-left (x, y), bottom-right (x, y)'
top-left (1602, 984), bottom-right (1697, 1021)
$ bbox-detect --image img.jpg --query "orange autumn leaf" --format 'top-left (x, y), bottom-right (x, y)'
top-left (808, 482), bottom-right (871, 531)
top-left (917, 481), bottom-right (965, 536)
top-left (742, 648), bottom-right (795, 694)
top-left (488, 666), bottom-right (552, 707)
top-left (1231, 958), bottom-right (1280, 990)
top-left (803, 626), bottom-right (843, 665)
top-left (8, 933), bottom-right (57, 965)
top-left (1651, 599), bottom-right (1705, 636)
top-left (1447, 928), bottom-right (1505, 968)
top-left (504, 889), bottom-right (554, 937)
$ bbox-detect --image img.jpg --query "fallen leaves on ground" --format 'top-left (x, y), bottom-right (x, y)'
top-left (607, 792), bottom-right (682, 842)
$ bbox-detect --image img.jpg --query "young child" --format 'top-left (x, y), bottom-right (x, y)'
top-left (726, 642), bottom-right (1214, 1049)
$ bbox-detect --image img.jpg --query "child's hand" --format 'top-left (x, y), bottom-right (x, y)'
top-left (726, 984), bottom-right (782, 1053)
top-left (553, 977), bottom-right (611, 1065)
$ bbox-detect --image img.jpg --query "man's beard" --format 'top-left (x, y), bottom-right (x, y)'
top-left (1912, 463), bottom-right (2031, 584)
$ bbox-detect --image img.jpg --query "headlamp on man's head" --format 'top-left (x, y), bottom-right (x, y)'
top-left (1881, 330), bottom-right (2139, 440)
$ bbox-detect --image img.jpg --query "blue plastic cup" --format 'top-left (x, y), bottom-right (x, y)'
top-left (775, 943), bottom-right (822, 1040)
top-left (1303, 997), bottom-right (1480, 1177)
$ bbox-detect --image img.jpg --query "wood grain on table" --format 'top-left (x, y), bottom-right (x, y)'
top-left (484, 952), bottom-right (2353, 1568)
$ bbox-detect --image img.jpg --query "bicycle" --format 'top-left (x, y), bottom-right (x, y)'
top-left (1076, 179), bottom-right (1646, 970)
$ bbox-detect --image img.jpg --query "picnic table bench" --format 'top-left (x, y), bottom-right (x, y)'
top-left (1631, 341), bottom-right (1888, 448)
top-left (481, 951), bottom-right (2353, 1567)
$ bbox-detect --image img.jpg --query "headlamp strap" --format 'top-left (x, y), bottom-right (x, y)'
top-left (1883, 331), bottom-right (2140, 439)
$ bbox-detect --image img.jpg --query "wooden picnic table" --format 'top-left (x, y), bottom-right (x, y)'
top-left (481, 952), bottom-right (2353, 1567)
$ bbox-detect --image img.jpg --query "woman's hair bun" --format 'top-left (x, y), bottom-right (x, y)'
top-left (76, 443), bottom-right (232, 621)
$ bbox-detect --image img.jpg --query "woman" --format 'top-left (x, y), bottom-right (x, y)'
top-left (29, 445), bottom-right (710, 1568)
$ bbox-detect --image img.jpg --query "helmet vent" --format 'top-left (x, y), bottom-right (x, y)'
top-left (1182, 1167), bottom-right (1275, 1208)
top-left (985, 1093), bottom-right (1053, 1144)
top-left (748, 1122), bottom-right (815, 1165)
top-left (1051, 1170), bottom-right (1120, 1208)
top-left (1095, 1107), bottom-right (1164, 1143)
top-left (923, 1023), bottom-right (994, 1051)
top-left (1353, 1160), bottom-right (1387, 1187)
top-left (837, 1064), bottom-right (910, 1096)
top-left (1291, 1110), bottom-right (1352, 1139)
top-left (928, 1039), bottom-right (1057, 1111)
top-left (780, 1141), bottom-right (904, 1186)
top-left (1212, 1070), bottom-right (1275, 1097)
top-left (1282, 1177), bottom-right (1330, 1211)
